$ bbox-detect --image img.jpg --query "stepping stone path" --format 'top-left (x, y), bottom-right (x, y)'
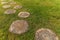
top-left (9, 20), bottom-right (29, 34)
top-left (0, 0), bottom-right (30, 35)
top-left (1, 0), bottom-right (23, 14)
top-left (18, 12), bottom-right (30, 18)
top-left (1, 0), bottom-right (59, 40)
top-left (35, 28), bottom-right (59, 40)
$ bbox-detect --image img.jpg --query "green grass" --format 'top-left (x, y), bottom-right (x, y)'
top-left (0, 0), bottom-right (60, 40)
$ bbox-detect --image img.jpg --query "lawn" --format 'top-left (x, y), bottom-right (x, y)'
top-left (0, 0), bottom-right (60, 40)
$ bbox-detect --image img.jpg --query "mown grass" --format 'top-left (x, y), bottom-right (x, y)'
top-left (0, 0), bottom-right (60, 40)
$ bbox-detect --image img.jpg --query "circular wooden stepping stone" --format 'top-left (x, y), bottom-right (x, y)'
top-left (9, 1), bottom-right (16, 5)
top-left (35, 28), bottom-right (59, 40)
top-left (9, 0), bottom-right (14, 1)
top-left (14, 5), bottom-right (22, 9)
top-left (1, 1), bottom-right (8, 5)
top-left (4, 9), bottom-right (16, 14)
top-left (18, 12), bottom-right (30, 18)
top-left (2, 5), bottom-right (11, 9)
top-left (1, 0), bottom-right (6, 2)
top-left (9, 20), bottom-right (29, 34)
